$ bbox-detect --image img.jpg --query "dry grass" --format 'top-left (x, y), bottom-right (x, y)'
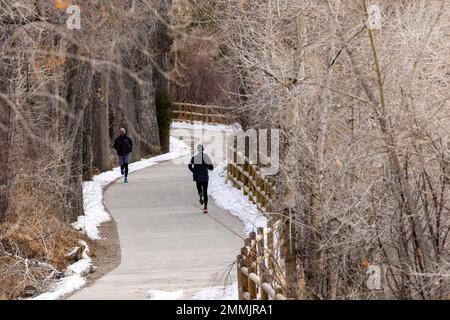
top-left (0, 176), bottom-right (89, 299)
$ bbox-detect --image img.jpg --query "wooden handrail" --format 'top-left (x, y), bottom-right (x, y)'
top-left (237, 225), bottom-right (287, 300)
top-left (172, 102), bottom-right (234, 125)
top-left (173, 102), bottom-right (230, 110)
top-left (172, 110), bottom-right (230, 118)
top-left (239, 267), bottom-right (286, 300)
top-left (227, 146), bottom-right (275, 213)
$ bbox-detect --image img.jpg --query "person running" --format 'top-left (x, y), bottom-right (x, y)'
top-left (188, 144), bottom-right (214, 214)
top-left (113, 128), bottom-right (133, 183)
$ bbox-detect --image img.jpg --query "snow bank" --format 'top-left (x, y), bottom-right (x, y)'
top-left (32, 241), bottom-right (91, 300)
top-left (148, 290), bottom-right (184, 300)
top-left (193, 285), bottom-right (237, 300)
top-left (147, 286), bottom-right (237, 300)
top-left (72, 137), bottom-right (191, 240)
top-left (209, 163), bottom-right (267, 234)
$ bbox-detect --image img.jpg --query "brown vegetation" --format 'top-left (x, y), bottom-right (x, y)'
top-left (188, 0), bottom-right (450, 299)
top-left (0, 0), bottom-right (171, 299)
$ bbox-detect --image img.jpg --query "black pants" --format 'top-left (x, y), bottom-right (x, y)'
top-left (196, 181), bottom-right (208, 208)
top-left (120, 164), bottom-right (129, 177)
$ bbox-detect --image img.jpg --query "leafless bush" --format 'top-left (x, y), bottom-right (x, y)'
top-left (169, 0), bottom-right (237, 105)
top-left (208, 0), bottom-right (450, 299)
top-left (0, 0), bottom-right (171, 299)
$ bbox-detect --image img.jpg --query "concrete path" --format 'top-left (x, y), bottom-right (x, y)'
top-left (69, 131), bottom-right (244, 300)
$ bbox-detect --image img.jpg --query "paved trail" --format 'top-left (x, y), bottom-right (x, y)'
top-left (69, 132), bottom-right (244, 300)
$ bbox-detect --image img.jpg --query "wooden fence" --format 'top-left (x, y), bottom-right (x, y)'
top-left (172, 102), bottom-right (233, 124)
top-left (227, 147), bottom-right (291, 300)
top-left (227, 147), bottom-right (276, 213)
top-left (237, 223), bottom-right (287, 300)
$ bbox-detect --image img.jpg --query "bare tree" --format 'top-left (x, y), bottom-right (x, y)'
top-left (206, 0), bottom-right (450, 299)
top-left (0, 0), bottom-right (170, 299)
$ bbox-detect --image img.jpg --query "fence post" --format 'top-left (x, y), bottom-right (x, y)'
top-left (257, 227), bottom-right (265, 269)
top-left (247, 164), bottom-right (252, 202)
top-left (251, 166), bottom-right (256, 204)
top-left (232, 147), bottom-right (238, 189)
top-left (241, 247), bottom-right (249, 299)
top-left (275, 287), bottom-right (285, 300)
top-left (248, 266), bottom-right (257, 300)
top-left (255, 174), bottom-right (260, 209)
top-left (237, 255), bottom-right (244, 300)
top-left (267, 217), bottom-right (275, 277)
top-left (252, 168), bottom-right (258, 207)
top-left (243, 162), bottom-right (249, 196)
top-left (249, 232), bottom-right (257, 266)
top-left (260, 265), bottom-right (270, 300)
top-left (237, 156), bottom-right (243, 188)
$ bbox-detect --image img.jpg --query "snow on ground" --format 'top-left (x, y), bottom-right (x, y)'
top-left (192, 285), bottom-right (237, 300)
top-left (171, 121), bottom-right (241, 132)
top-left (32, 242), bottom-right (91, 300)
top-left (34, 137), bottom-right (190, 300)
top-left (148, 290), bottom-right (184, 300)
top-left (209, 163), bottom-right (267, 234)
top-left (72, 137), bottom-right (191, 240)
top-left (147, 286), bottom-right (236, 300)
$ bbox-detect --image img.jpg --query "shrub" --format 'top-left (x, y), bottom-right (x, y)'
top-left (155, 88), bottom-right (173, 153)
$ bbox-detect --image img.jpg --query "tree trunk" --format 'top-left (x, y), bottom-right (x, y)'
top-left (153, 0), bottom-right (173, 92)
top-left (0, 67), bottom-right (13, 222)
top-left (92, 73), bottom-right (112, 172)
top-left (82, 101), bottom-right (93, 181)
top-left (64, 55), bottom-right (93, 221)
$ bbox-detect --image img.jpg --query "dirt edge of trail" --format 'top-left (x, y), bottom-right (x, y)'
top-left (63, 186), bottom-right (122, 300)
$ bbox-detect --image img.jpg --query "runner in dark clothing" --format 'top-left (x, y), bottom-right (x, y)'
top-left (188, 144), bottom-right (214, 214)
top-left (113, 128), bottom-right (133, 183)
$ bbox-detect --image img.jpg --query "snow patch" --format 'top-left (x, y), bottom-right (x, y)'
top-left (32, 241), bottom-right (91, 300)
top-left (148, 290), bottom-right (184, 300)
top-left (193, 285), bottom-right (238, 300)
top-left (209, 163), bottom-right (267, 234)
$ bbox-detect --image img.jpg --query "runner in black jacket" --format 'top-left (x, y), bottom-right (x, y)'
top-left (188, 144), bottom-right (214, 214)
top-left (113, 128), bottom-right (133, 183)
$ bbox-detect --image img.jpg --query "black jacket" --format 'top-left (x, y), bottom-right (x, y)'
top-left (188, 153), bottom-right (214, 182)
top-left (113, 135), bottom-right (133, 156)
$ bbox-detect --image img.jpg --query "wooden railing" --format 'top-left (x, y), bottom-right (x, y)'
top-left (227, 147), bottom-right (276, 213)
top-left (172, 102), bottom-right (233, 124)
top-left (227, 147), bottom-right (290, 300)
top-left (237, 224), bottom-right (287, 300)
